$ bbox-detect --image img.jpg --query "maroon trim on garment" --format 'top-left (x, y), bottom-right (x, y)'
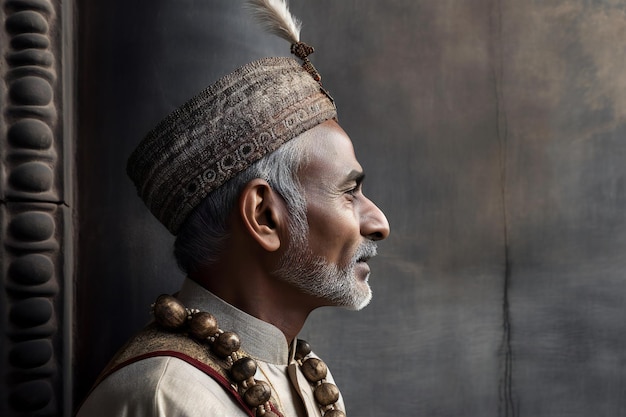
top-left (101, 351), bottom-right (284, 417)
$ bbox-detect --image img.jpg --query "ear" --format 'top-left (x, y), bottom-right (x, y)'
top-left (238, 179), bottom-right (286, 252)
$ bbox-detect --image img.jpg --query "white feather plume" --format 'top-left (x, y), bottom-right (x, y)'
top-left (246, 0), bottom-right (302, 44)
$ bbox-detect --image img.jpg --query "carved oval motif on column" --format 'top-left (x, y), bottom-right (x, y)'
top-left (10, 297), bottom-right (54, 328)
top-left (9, 339), bottom-right (53, 369)
top-left (9, 76), bottom-right (54, 106)
top-left (5, 10), bottom-right (50, 35)
top-left (7, 118), bottom-right (54, 149)
top-left (9, 162), bottom-right (54, 193)
top-left (9, 211), bottom-right (55, 242)
top-left (10, 32), bottom-right (50, 49)
top-left (9, 380), bottom-right (53, 412)
top-left (7, 49), bottom-right (54, 67)
top-left (8, 254), bottom-right (55, 286)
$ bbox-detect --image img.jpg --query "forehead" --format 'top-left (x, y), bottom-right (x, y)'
top-left (296, 120), bottom-right (363, 186)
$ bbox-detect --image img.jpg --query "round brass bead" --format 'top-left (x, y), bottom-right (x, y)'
top-left (243, 380), bottom-right (272, 407)
top-left (314, 382), bottom-right (340, 406)
top-left (213, 331), bottom-right (241, 358)
top-left (153, 294), bottom-right (187, 329)
top-left (324, 410), bottom-right (346, 417)
top-left (188, 311), bottom-right (219, 339)
top-left (301, 357), bottom-right (328, 382)
top-left (295, 339), bottom-right (311, 360)
top-left (231, 357), bottom-right (257, 382)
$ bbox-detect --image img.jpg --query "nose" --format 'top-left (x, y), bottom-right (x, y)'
top-left (360, 197), bottom-right (390, 241)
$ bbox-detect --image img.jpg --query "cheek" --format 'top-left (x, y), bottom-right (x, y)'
top-left (306, 203), bottom-right (361, 262)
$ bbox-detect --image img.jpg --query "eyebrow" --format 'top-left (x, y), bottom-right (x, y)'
top-left (344, 170), bottom-right (365, 186)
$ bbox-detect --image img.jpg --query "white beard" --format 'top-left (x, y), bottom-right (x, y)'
top-left (274, 227), bottom-right (378, 311)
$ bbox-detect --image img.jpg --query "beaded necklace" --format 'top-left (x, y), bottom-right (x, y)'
top-left (152, 294), bottom-right (346, 417)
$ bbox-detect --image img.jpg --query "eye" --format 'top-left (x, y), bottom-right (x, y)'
top-left (345, 183), bottom-right (362, 199)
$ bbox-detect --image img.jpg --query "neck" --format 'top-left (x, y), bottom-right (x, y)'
top-left (190, 264), bottom-right (317, 345)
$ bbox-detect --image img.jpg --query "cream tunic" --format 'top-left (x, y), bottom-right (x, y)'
top-left (77, 279), bottom-right (345, 417)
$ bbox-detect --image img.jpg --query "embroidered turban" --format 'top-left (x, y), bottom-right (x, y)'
top-left (127, 56), bottom-right (336, 234)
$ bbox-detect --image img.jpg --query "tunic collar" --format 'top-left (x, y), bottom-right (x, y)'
top-left (177, 278), bottom-right (292, 365)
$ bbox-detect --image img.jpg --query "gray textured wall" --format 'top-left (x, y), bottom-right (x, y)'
top-left (75, 1), bottom-right (626, 416)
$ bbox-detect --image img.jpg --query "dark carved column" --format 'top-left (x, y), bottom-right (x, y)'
top-left (1, 0), bottom-right (73, 416)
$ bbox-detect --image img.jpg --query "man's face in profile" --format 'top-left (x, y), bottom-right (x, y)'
top-left (274, 120), bottom-right (390, 310)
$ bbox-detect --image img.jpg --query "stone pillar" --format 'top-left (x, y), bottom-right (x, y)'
top-left (1, 0), bottom-right (74, 416)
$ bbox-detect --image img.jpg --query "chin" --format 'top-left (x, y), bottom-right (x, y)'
top-left (338, 284), bottom-right (372, 311)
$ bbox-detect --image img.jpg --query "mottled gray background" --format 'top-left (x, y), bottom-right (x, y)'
top-left (75, 1), bottom-right (626, 416)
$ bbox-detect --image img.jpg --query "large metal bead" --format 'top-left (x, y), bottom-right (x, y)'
top-left (301, 357), bottom-right (328, 382)
top-left (153, 294), bottom-right (187, 329)
top-left (314, 382), bottom-right (340, 406)
top-left (243, 380), bottom-right (271, 407)
top-left (324, 410), bottom-right (346, 417)
top-left (188, 311), bottom-right (219, 339)
top-left (231, 357), bottom-right (257, 382)
top-left (295, 339), bottom-right (311, 360)
top-left (213, 331), bottom-right (241, 358)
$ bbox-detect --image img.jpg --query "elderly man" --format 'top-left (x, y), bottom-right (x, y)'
top-left (77, 5), bottom-right (389, 417)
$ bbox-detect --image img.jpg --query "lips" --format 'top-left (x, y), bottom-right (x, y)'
top-left (354, 258), bottom-right (372, 282)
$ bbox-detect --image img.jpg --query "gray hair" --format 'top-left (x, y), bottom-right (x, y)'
top-left (174, 136), bottom-right (310, 274)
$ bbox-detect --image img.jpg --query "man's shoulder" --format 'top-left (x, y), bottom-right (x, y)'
top-left (77, 356), bottom-right (245, 417)
top-left (99, 322), bottom-right (231, 381)
top-left (77, 323), bottom-right (247, 416)
top-left (101, 355), bottom-right (224, 391)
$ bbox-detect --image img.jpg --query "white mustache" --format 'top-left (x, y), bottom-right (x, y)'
top-left (353, 240), bottom-right (378, 264)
